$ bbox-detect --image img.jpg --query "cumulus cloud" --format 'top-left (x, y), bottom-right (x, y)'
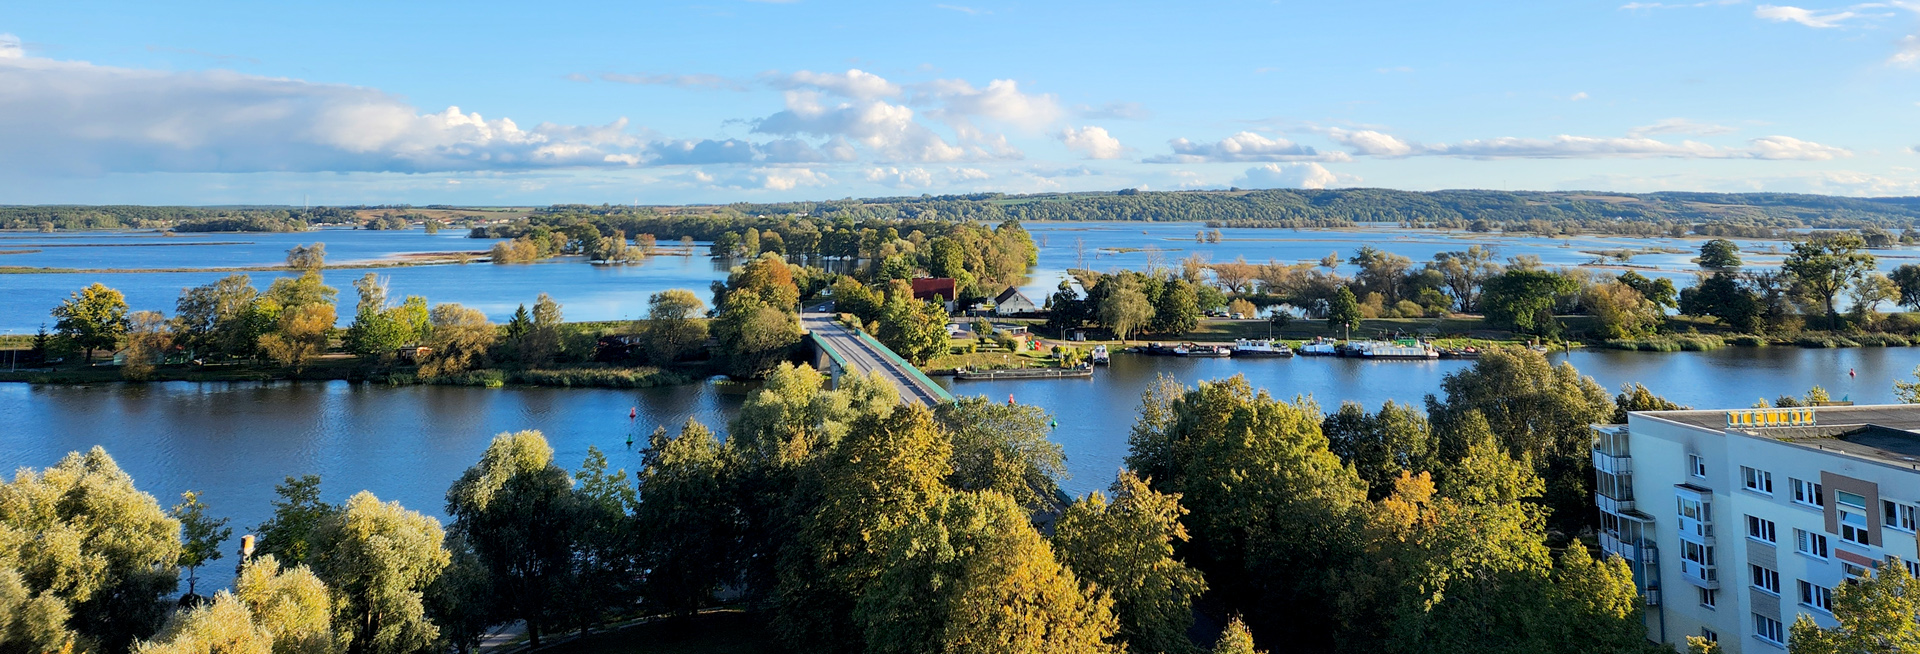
top-left (864, 166), bottom-right (994, 188)
top-left (1229, 163), bottom-right (1353, 190)
top-left (1147, 131), bottom-right (1351, 163)
top-left (769, 69), bottom-right (902, 101)
top-left (0, 49), bottom-right (851, 174)
top-left (1627, 118), bottom-right (1738, 137)
top-left (1327, 128), bottom-right (1413, 156)
top-left (1058, 126), bottom-right (1125, 159)
top-left (1754, 4), bottom-right (1865, 27)
top-left (0, 33), bottom-right (21, 59)
top-left (752, 93), bottom-right (969, 162)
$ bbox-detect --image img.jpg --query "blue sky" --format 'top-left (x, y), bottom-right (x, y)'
top-left (3, 0), bottom-right (1919, 205)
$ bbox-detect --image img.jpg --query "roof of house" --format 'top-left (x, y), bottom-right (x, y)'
top-left (994, 287), bottom-right (1030, 304)
top-left (911, 278), bottom-right (957, 299)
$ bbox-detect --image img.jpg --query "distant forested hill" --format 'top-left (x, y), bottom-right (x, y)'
top-left (14, 188), bottom-right (1920, 235)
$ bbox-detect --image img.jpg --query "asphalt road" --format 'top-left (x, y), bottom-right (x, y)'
top-left (801, 313), bottom-right (945, 406)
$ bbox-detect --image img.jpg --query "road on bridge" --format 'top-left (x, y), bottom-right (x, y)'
top-left (801, 312), bottom-right (949, 406)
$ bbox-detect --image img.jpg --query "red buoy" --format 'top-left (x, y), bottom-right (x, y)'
top-left (629, 407), bottom-right (637, 419)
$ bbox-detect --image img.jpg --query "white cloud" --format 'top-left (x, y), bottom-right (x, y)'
top-left (1337, 130), bottom-right (1850, 160)
top-left (752, 93), bottom-right (970, 162)
top-left (1754, 4), bottom-right (1864, 27)
top-left (1569, 91), bottom-right (1591, 101)
top-left (1327, 128), bottom-right (1413, 156)
top-left (598, 72), bottom-right (744, 91)
top-left (1564, 168), bottom-right (1920, 196)
top-left (1058, 126), bottom-right (1125, 159)
top-left (0, 48), bottom-right (854, 174)
top-left (1628, 117), bottom-right (1738, 137)
top-left (687, 167), bottom-right (832, 191)
top-left (866, 166), bottom-right (936, 188)
top-left (1146, 131), bottom-right (1351, 163)
top-left (1234, 163), bottom-right (1355, 190)
top-left (769, 69), bottom-right (901, 101)
top-left (0, 33), bottom-right (20, 59)
top-left (918, 78), bottom-right (1064, 133)
top-left (1894, 33), bottom-right (1920, 65)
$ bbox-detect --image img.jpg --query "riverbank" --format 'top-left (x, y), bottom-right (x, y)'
top-left (0, 355), bottom-right (701, 389)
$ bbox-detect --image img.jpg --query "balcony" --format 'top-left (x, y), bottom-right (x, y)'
top-left (1600, 532), bottom-right (1653, 561)
top-left (1592, 450), bottom-right (1632, 474)
top-left (1597, 494), bottom-right (1635, 514)
top-left (1645, 586), bottom-right (1662, 607)
top-left (1680, 559), bottom-right (1719, 589)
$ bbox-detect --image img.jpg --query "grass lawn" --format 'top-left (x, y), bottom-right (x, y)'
top-left (540, 611), bottom-right (777, 654)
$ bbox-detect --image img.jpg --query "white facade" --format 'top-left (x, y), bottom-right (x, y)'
top-left (1595, 406), bottom-right (1920, 653)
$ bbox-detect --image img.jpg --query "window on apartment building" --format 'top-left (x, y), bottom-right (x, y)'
top-left (1746, 515), bottom-right (1778, 544)
top-left (1701, 628), bottom-right (1718, 644)
top-left (1798, 580), bottom-right (1835, 613)
top-left (1742, 466), bottom-right (1774, 494)
top-left (1795, 528), bottom-right (1830, 558)
top-left (1844, 562), bottom-right (1868, 578)
top-left (1751, 564), bottom-right (1780, 594)
top-left (1755, 614), bottom-right (1785, 646)
top-left (1883, 500), bottom-right (1916, 532)
top-left (1699, 587), bottom-right (1717, 608)
top-left (1905, 559), bottom-right (1920, 579)
top-left (1690, 454), bottom-right (1707, 478)
top-left (1838, 491), bottom-right (1871, 546)
top-left (1792, 478), bottom-right (1825, 508)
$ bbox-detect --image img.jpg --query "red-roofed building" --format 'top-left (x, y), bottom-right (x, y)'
top-left (911, 278), bottom-right (958, 312)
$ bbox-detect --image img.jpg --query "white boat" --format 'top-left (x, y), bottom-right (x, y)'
top-left (1232, 338), bottom-right (1293, 358)
top-left (1298, 338), bottom-right (1340, 356)
top-left (1352, 339), bottom-right (1438, 360)
top-left (1090, 344), bottom-right (1110, 365)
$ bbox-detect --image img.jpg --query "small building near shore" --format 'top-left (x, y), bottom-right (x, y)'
top-left (912, 278), bottom-right (959, 312)
top-left (993, 287), bottom-right (1038, 316)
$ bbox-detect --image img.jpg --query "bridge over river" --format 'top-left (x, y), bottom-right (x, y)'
top-left (802, 312), bottom-right (954, 406)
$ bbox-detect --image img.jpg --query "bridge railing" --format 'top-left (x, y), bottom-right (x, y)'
top-left (849, 327), bottom-right (956, 404)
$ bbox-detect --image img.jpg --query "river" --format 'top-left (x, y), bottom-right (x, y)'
top-left (6, 343), bottom-right (1920, 590)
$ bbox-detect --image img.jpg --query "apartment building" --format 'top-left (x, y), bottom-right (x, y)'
top-left (1593, 405), bottom-right (1920, 653)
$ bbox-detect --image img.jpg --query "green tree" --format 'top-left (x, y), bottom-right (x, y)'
top-left (444, 432), bottom-right (577, 647)
top-left (261, 272), bottom-right (337, 315)
top-left (712, 291), bottom-right (802, 378)
top-left (566, 447), bottom-right (639, 629)
top-left (1425, 348), bottom-right (1613, 535)
top-left (234, 555), bottom-right (340, 654)
top-left (175, 275), bottom-right (266, 360)
top-left (1327, 286), bottom-right (1362, 337)
top-left (131, 592), bottom-right (271, 654)
top-left (1129, 376), bottom-right (1366, 651)
top-left (252, 476), bottom-right (333, 568)
top-left (1678, 272), bottom-right (1764, 333)
top-left (258, 303), bottom-right (335, 372)
top-left (876, 294), bottom-right (949, 365)
top-left (1848, 273), bottom-right (1899, 328)
top-left (1697, 239), bottom-right (1741, 271)
top-left (774, 405), bottom-right (952, 653)
top-left (1891, 263), bottom-right (1920, 312)
top-left (1480, 270), bottom-right (1577, 335)
top-left (171, 491), bottom-right (232, 597)
top-left (1788, 561), bottom-right (1920, 654)
top-left (52, 282), bottom-right (130, 364)
top-left (1099, 280), bottom-right (1154, 341)
top-left (1045, 281), bottom-right (1088, 335)
top-left (343, 275), bottom-right (425, 361)
top-left (934, 397), bottom-right (1066, 510)
top-left (310, 492), bottom-right (449, 654)
top-left (639, 289), bottom-right (708, 364)
top-left (1322, 401), bottom-right (1435, 501)
top-left (1152, 279), bottom-right (1201, 336)
top-left (635, 421), bottom-right (736, 618)
top-left (1429, 247), bottom-right (1502, 312)
top-left (1783, 232), bottom-right (1874, 324)
top-left (1611, 383), bottom-right (1687, 423)
top-left (0, 447), bottom-right (183, 653)
top-left (1054, 472), bottom-right (1208, 654)
top-left (1616, 271), bottom-right (1677, 310)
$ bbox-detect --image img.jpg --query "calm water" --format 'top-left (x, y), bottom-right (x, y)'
top-left (7, 344), bottom-right (1920, 588)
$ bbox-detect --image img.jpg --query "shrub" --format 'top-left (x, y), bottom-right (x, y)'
top-left (1602, 334), bottom-right (1723, 352)
top-left (1854, 333), bottom-right (1910, 347)
top-left (513, 366), bottom-right (687, 388)
top-left (1726, 334), bottom-right (1768, 347)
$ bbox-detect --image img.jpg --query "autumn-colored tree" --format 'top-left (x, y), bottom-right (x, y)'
top-left (122, 310), bottom-right (174, 380)
top-left (1054, 472), bottom-right (1208, 654)
top-left (1323, 401), bottom-right (1436, 501)
top-left (258, 303), bottom-right (335, 372)
top-left (310, 492), bottom-right (449, 654)
top-left (419, 304), bottom-right (496, 378)
top-left (1210, 617), bottom-right (1264, 654)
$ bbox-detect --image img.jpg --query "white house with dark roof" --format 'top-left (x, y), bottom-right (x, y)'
top-left (993, 287), bottom-right (1037, 316)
